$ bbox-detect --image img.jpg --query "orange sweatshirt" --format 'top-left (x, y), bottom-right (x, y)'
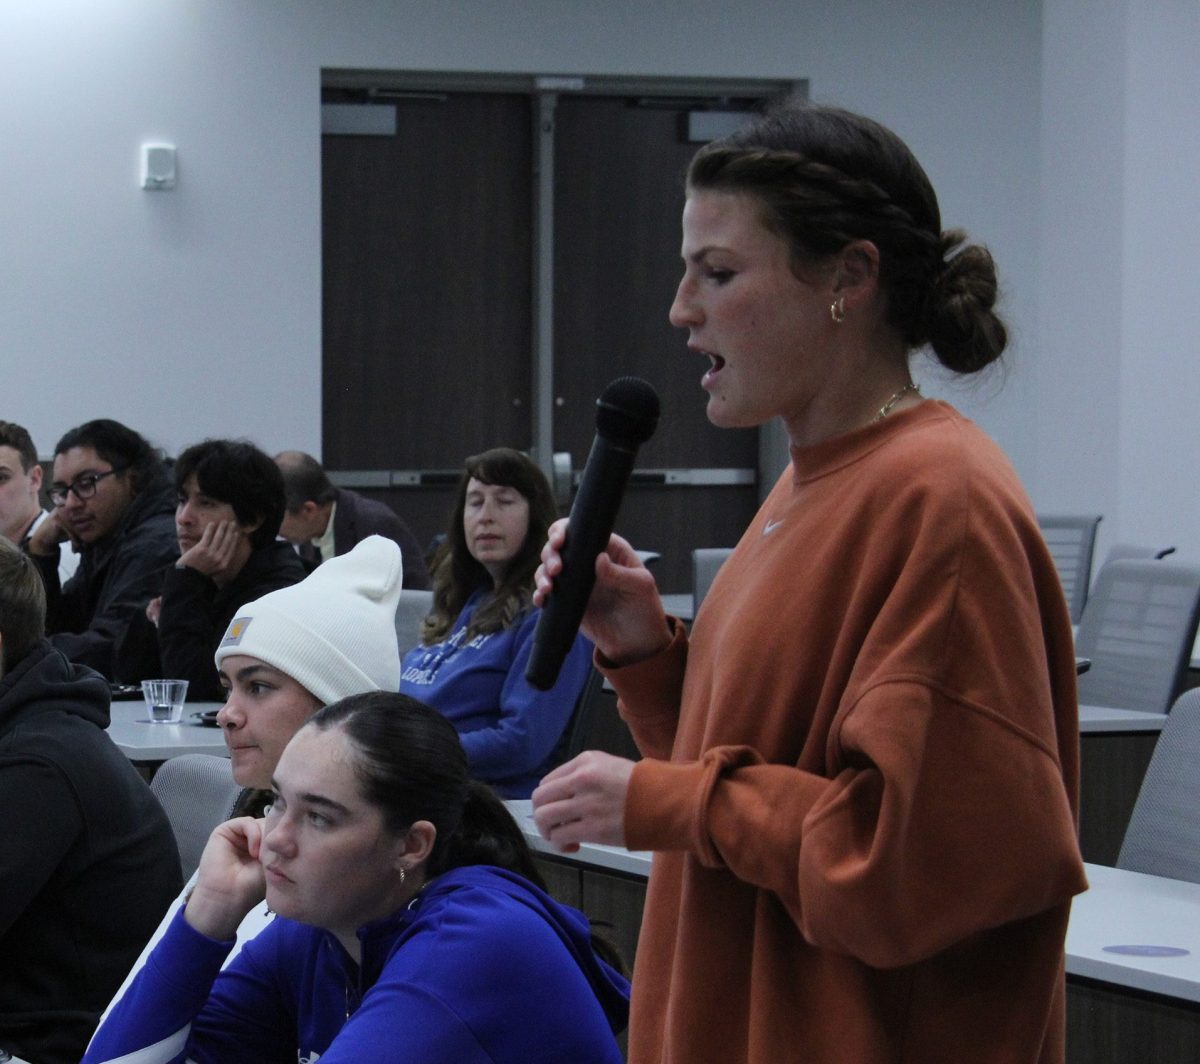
top-left (608, 401), bottom-right (1087, 1064)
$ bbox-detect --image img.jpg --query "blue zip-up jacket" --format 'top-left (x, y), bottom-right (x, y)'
top-left (400, 588), bottom-right (593, 797)
top-left (84, 864), bottom-right (629, 1063)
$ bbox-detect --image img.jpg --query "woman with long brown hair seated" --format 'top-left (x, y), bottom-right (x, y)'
top-left (401, 448), bottom-right (593, 798)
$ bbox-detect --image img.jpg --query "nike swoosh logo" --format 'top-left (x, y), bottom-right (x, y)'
top-left (763, 519), bottom-right (784, 535)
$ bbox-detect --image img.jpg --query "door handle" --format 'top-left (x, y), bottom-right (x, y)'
top-left (551, 451), bottom-right (574, 509)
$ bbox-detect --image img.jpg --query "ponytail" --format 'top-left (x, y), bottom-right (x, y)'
top-left (307, 692), bottom-right (628, 975)
top-left (428, 779), bottom-right (548, 889)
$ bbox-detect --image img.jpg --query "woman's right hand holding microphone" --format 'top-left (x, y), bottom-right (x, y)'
top-left (534, 519), bottom-right (673, 669)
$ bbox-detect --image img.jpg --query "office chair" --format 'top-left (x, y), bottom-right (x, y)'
top-left (1037, 513), bottom-right (1102, 624)
top-left (692, 547), bottom-right (734, 613)
top-left (395, 589), bottom-right (434, 658)
top-left (1075, 559), bottom-right (1200, 714)
top-left (1116, 687), bottom-right (1200, 883)
top-left (1101, 543), bottom-right (1176, 568)
top-left (548, 664), bottom-right (642, 765)
top-left (555, 667), bottom-right (609, 763)
top-left (149, 753), bottom-right (242, 881)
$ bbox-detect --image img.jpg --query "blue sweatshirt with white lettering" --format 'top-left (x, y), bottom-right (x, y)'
top-left (400, 588), bottom-right (594, 797)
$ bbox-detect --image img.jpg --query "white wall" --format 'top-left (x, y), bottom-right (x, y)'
top-left (1119, 0), bottom-right (1200, 561)
top-left (0, 1), bottom-right (323, 457)
top-left (1037, 0), bottom-right (1200, 561)
top-left (0, 0), bottom-right (1043, 468)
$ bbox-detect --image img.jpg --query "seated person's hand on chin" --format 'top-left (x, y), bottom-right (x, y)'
top-left (178, 520), bottom-right (249, 584)
top-left (26, 510), bottom-right (69, 557)
top-left (184, 816), bottom-right (269, 942)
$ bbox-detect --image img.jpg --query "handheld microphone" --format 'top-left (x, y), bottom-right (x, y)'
top-left (525, 377), bottom-right (661, 690)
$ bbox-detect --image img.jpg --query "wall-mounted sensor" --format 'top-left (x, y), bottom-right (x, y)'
top-left (141, 143), bottom-right (177, 190)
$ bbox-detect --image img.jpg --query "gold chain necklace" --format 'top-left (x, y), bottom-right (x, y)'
top-left (873, 382), bottom-right (920, 422)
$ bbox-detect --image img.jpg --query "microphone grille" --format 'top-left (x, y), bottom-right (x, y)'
top-left (595, 377), bottom-right (660, 445)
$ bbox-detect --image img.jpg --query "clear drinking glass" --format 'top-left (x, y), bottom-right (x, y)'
top-left (141, 678), bottom-right (189, 723)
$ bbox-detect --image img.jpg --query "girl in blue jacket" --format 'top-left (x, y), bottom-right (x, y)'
top-left (401, 448), bottom-right (593, 797)
top-left (84, 691), bottom-right (630, 1064)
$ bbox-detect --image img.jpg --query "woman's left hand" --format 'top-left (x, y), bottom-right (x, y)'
top-left (531, 751), bottom-right (635, 852)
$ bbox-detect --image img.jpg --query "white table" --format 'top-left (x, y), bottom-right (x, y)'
top-left (512, 800), bottom-right (1200, 987)
top-left (1067, 863), bottom-right (1200, 1062)
top-left (106, 700), bottom-right (229, 762)
top-left (507, 799), bottom-right (652, 878)
top-left (1078, 704), bottom-right (1168, 734)
top-left (1068, 863), bottom-right (1200, 1002)
top-left (508, 802), bottom-right (1200, 1062)
top-left (510, 804), bottom-right (1200, 998)
top-left (659, 593), bottom-right (695, 622)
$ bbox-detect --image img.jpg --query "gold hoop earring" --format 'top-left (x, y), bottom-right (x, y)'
top-left (830, 297), bottom-right (846, 324)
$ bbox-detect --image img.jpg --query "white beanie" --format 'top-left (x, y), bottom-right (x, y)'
top-left (214, 535), bottom-right (404, 704)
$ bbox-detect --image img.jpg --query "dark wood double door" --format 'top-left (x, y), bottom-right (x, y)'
top-left (322, 75), bottom-right (797, 591)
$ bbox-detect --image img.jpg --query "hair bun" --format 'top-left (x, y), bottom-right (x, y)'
top-left (924, 230), bottom-right (1007, 373)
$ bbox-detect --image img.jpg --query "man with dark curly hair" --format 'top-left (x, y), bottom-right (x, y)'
top-left (26, 418), bottom-right (178, 679)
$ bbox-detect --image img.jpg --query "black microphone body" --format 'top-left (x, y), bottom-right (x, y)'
top-left (525, 378), bottom-right (660, 691)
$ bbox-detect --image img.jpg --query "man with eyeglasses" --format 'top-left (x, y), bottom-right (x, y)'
top-left (0, 420), bottom-right (77, 586)
top-left (25, 419), bottom-right (178, 680)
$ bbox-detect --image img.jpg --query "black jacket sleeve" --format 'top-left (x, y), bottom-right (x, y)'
top-left (46, 536), bottom-right (177, 679)
top-left (153, 565), bottom-right (226, 701)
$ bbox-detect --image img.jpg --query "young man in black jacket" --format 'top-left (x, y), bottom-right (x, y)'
top-left (114, 438), bottom-right (307, 700)
top-left (0, 538), bottom-right (181, 1064)
top-left (26, 419), bottom-right (179, 680)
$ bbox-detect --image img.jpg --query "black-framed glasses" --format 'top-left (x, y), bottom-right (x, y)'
top-left (49, 467), bottom-right (126, 507)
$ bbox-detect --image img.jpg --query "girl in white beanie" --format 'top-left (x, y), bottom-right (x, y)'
top-left (90, 535), bottom-right (407, 1042)
top-left (214, 533), bottom-right (404, 806)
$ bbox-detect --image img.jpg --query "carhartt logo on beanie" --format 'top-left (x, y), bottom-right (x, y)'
top-left (215, 535), bottom-right (403, 704)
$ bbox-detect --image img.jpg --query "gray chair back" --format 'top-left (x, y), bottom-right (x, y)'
top-left (1076, 559), bottom-right (1200, 713)
top-left (692, 547), bottom-right (733, 613)
top-left (149, 753), bottom-right (241, 881)
top-left (554, 667), bottom-right (640, 763)
top-left (556, 667), bottom-right (608, 763)
top-left (1037, 513), bottom-right (1102, 624)
top-left (395, 589), bottom-right (434, 658)
top-left (1101, 543), bottom-right (1176, 569)
top-left (1117, 688), bottom-right (1200, 882)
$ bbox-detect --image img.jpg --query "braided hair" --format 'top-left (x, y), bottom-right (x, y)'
top-left (687, 105), bottom-right (1006, 375)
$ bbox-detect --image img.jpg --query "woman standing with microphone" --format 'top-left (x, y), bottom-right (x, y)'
top-left (532, 104), bottom-right (1086, 1063)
